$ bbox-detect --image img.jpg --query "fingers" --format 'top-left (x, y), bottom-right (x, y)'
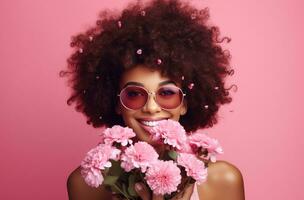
top-left (135, 183), bottom-right (151, 200)
top-left (135, 183), bottom-right (164, 200)
top-left (151, 193), bottom-right (164, 200)
top-left (181, 183), bottom-right (195, 200)
top-left (171, 184), bottom-right (194, 200)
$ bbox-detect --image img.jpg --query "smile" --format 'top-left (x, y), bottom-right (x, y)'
top-left (137, 119), bottom-right (167, 127)
top-left (140, 120), bottom-right (159, 127)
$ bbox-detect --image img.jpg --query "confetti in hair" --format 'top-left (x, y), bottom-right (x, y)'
top-left (157, 58), bottom-right (162, 65)
top-left (117, 21), bottom-right (122, 28)
top-left (191, 12), bottom-right (197, 20)
top-left (188, 83), bottom-right (194, 90)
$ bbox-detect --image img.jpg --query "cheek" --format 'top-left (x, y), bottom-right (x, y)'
top-left (169, 109), bottom-right (183, 120)
top-left (120, 109), bottom-right (136, 123)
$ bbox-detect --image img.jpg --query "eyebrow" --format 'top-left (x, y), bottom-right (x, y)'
top-left (122, 80), bottom-right (177, 88)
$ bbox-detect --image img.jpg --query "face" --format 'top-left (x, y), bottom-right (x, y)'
top-left (117, 65), bottom-right (187, 145)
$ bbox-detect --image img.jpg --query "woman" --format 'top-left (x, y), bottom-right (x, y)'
top-left (62, 0), bottom-right (245, 199)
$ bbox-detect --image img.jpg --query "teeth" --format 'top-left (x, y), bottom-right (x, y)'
top-left (140, 121), bottom-right (159, 127)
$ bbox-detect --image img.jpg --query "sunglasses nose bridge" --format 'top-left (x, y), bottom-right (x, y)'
top-left (142, 91), bottom-right (162, 112)
top-left (147, 91), bottom-right (161, 105)
top-left (147, 91), bottom-right (156, 98)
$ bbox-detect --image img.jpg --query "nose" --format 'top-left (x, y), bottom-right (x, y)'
top-left (142, 93), bottom-right (162, 113)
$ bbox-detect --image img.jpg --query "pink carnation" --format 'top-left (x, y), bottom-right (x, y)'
top-left (80, 168), bottom-right (103, 188)
top-left (150, 119), bottom-right (187, 150)
top-left (100, 125), bottom-right (136, 146)
top-left (177, 140), bottom-right (194, 154)
top-left (145, 160), bottom-right (181, 195)
top-left (177, 153), bottom-right (207, 184)
top-left (120, 141), bottom-right (159, 173)
top-left (80, 144), bottom-right (121, 187)
top-left (81, 144), bottom-right (121, 170)
top-left (188, 131), bottom-right (223, 162)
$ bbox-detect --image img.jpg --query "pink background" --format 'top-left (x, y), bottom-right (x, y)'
top-left (1, 0), bottom-right (303, 199)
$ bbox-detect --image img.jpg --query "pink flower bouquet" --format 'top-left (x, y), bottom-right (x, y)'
top-left (80, 120), bottom-right (223, 200)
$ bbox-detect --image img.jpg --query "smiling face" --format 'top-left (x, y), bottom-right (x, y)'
top-left (117, 65), bottom-right (187, 145)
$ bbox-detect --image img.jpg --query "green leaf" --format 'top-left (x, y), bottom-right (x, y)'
top-left (108, 160), bottom-right (124, 176)
top-left (168, 150), bottom-right (178, 160)
top-left (103, 167), bottom-right (110, 175)
top-left (103, 176), bottom-right (119, 186)
top-left (110, 185), bottom-right (120, 194)
top-left (122, 184), bottom-right (132, 199)
top-left (128, 174), bottom-right (138, 197)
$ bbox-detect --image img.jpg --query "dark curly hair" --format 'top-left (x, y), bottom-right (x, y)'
top-left (60, 0), bottom-right (236, 132)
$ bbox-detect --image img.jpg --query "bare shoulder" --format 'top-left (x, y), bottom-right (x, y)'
top-left (207, 160), bottom-right (244, 185)
top-left (67, 166), bottom-right (112, 200)
top-left (197, 160), bottom-right (245, 200)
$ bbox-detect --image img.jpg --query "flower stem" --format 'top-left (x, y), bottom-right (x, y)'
top-left (113, 184), bottom-right (130, 200)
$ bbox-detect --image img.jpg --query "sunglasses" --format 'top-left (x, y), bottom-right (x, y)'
top-left (118, 85), bottom-right (186, 110)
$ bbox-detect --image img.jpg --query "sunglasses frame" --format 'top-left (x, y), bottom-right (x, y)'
top-left (117, 85), bottom-right (186, 111)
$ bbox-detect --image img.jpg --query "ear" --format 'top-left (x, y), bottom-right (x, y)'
top-left (180, 100), bottom-right (187, 116)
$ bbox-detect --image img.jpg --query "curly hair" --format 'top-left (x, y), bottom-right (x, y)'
top-left (60, 0), bottom-right (235, 132)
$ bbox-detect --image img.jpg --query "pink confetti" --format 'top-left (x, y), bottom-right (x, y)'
top-left (188, 83), bottom-right (194, 90)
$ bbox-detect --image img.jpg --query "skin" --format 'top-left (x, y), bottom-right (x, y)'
top-left (67, 65), bottom-right (245, 200)
top-left (116, 65), bottom-right (187, 146)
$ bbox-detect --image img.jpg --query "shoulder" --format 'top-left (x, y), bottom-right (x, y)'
top-left (207, 160), bottom-right (244, 185)
top-left (67, 166), bottom-right (112, 200)
top-left (197, 160), bottom-right (245, 200)
top-left (67, 166), bottom-right (83, 187)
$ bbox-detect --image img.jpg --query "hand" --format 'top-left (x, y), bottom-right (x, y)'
top-left (134, 183), bottom-right (194, 200)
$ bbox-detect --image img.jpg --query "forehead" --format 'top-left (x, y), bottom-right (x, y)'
top-left (120, 65), bottom-right (178, 89)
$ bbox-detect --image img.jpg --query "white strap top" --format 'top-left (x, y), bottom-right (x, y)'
top-left (190, 183), bottom-right (200, 200)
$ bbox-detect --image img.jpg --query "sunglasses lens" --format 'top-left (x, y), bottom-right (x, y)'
top-left (156, 86), bottom-right (184, 109)
top-left (120, 86), bottom-right (148, 110)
